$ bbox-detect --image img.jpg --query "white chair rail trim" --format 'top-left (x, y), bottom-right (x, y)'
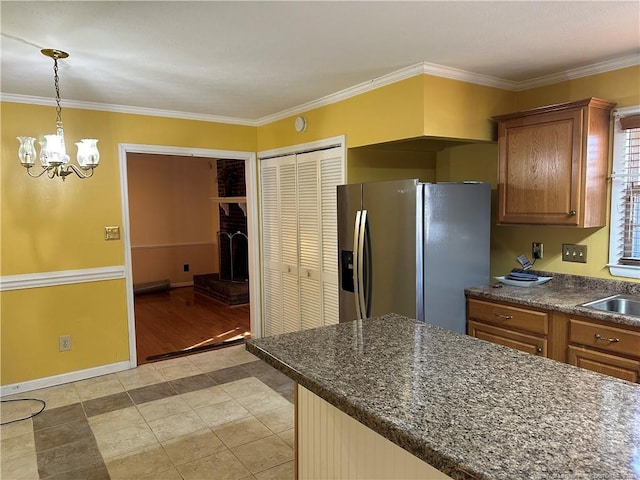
top-left (0, 265), bottom-right (126, 291)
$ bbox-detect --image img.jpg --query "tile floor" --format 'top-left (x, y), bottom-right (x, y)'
top-left (1, 345), bottom-right (295, 480)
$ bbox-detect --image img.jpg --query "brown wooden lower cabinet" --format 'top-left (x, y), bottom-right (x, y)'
top-left (567, 345), bottom-right (640, 383)
top-left (467, 298), bottom-right (550, 359)
top-left (467, 320), bottom-right (546, 356)
top-left (568, 315), bottom-right (640, 382)
top-left (467, 297), bottom-right (640, 383)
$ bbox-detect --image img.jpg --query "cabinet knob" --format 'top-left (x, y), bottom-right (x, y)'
top-left (568, 210), bottom-right (577, 216)
top-left (594, 333), bottom-right (620, 343)
top-left (536, 346), bottom-right (543, 354)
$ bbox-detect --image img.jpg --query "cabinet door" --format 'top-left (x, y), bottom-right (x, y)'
top-left (297, 153), bottom-right (322, 331)
top-left (260, 158), bottom-right (283, 336)
top-left (568, 346), bottom-right (639, 383)
top-left (260, 147), bottom-right (344, 335)
top-left (468, 320), bottom-right (547, 357)
top-left (467, 298), bottom-right (549, 335)
top-left (498, 108), bottom-right (583, 225)
top-left (296, 148), bottom-right (344, 329)
top-left (279, 159), bottom-right (301, 333)
top-left (319, 149), bottom-right (343, 326)
top-left (569, 318), bottom-right (640, 359)
top-left (260, 155), bottom-right (299, 336)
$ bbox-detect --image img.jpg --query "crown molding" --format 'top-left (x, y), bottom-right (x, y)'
top-left (256, 62), bottom-right (519, 126)
top-left (2, 54), bottom-right (637, 127)
top-left (421, 61), bottom-right (518, 90)
top-left (0, 93), bottom-right (258, 126)
top-left (256, 63), bottom-right (425, 125)
top-left (515, 54), bottom-right (640, 91)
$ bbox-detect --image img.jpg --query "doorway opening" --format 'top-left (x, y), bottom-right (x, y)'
top-left (119, 144), bottom-right (260, 367)
top-left (194, 159), bottom-right (250, 306)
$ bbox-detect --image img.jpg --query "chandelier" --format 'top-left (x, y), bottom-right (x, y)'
top-left (17, 49), bottom-right (99, 180)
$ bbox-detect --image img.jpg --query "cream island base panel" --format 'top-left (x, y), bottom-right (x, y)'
top-left (296, 385), bottom-right (452, 480)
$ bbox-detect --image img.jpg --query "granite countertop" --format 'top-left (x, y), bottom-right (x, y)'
top-left (247, 315), bottom-right (640, 480)
top-left (465, 271), bottom-right (640, 328)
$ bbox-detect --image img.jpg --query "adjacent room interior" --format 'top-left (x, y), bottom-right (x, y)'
top-left (126, 153), bottom-right (251, 364)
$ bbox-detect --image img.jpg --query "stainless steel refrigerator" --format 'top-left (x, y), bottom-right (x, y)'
top-left (338, 179), bottom-right (490, 333)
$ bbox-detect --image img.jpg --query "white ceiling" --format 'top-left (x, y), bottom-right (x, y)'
top-left (2, 1), bottom-right (639, 125)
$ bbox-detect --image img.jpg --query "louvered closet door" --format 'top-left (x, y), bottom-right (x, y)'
top-left (260, 155), bottom-right (297, 336)
top-left (319, 148), bottom-right (344, 325)
top-left (279, 158), bottom-right (301, 333)
top-left (260, 145), bottom-right (344, 336)
top-left (260, 158), bottom-right (283, 336)
top-left (297, 147), bottom-right (344, 330)
top-left (296, 152), bottom-right (322, 330)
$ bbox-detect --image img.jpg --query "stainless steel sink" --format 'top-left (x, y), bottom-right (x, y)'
top-left (580, 294), bottom-right (640, 316)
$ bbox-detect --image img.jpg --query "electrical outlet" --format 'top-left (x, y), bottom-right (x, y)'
top-left (59, 335), bottom-right (72, 352)
top-left (183, 264), bottom-right (190, 272)
top-left (562, 244), bottom-right (587, 263)
top-left (532, 242), bottom-right (543, 260)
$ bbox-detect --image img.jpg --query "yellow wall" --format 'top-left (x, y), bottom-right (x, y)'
top-left (2, 65), bottom-right (639, 386)
top-left (1, 281), bottom-right (129, 383)
top-left (257, 76), bottom-right (426, 151)
top-left (514, 65), bottom-right (640, 111)
top-left (256, 74), bottom-right (514, 152)
top-left (423, 74), bottom-right (514, 140)
top-left (436, 66), bottom-right (640, 280)
top-left (347, 147), bottom-right (437, 184)
top-left (1, 102), bottom-right (255, 385)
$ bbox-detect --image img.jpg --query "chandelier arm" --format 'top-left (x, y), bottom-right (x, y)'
top-left (64, 164), bottom-right (95, 179)
top-left (25, 167), bottom-right (52, 179)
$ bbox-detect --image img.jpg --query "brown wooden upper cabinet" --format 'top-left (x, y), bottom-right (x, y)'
top-left (493, 98), bottom-right (616, 227)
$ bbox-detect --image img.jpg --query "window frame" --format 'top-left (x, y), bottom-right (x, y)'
top-left (608, 105), bottom-right (640, 278)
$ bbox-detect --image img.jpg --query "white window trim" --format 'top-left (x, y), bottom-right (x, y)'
top-left (608, 105), bottom-right (640, 278)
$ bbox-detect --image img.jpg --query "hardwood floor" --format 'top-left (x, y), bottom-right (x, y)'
top-left (134, 286), bottom-right (251, 365)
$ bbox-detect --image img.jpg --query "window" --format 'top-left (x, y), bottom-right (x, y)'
top-left (608, 106), bottom-right (640, 278)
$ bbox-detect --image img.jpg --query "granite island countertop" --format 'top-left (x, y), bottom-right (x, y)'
top-left (466, 271), bottom-right (640, 329)
top-left (247, 314), bottom-right (640, 480)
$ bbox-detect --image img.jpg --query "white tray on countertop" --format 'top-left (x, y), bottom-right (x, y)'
top-left (494, 276), bottom-right (553, 288)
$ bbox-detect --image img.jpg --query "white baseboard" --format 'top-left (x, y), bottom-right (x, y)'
top-left (0, 360), bottom-right (132, 397)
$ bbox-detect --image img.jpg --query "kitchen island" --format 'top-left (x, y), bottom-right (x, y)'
top-left (246, 314), bottom-right (640, 480)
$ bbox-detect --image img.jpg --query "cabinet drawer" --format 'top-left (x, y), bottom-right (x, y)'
top-left (569, 319), bottom-right (640, 359)
top-left (568, 346), bottom-right (639, 383)
top-left (468, 320), bottom-right (547, 357)
top-left (467, 299), bottom-right (548, 335)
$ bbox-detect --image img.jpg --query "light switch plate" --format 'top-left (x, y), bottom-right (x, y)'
top-left (562, 244), bottom-right (587, 263)
top-left (105, 226), bottom-right (120, 240)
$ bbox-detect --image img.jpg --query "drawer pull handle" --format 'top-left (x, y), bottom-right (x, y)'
top-left (594, 333), bottom-right (620, 343)
top-left (495, 313), bottom-right (513, 319)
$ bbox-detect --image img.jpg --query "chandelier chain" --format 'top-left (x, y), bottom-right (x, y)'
top-left (53, 54), bottom-right (62, 125)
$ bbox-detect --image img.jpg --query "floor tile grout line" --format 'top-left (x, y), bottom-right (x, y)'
top-left (5, 352), bottom-right (294, 480)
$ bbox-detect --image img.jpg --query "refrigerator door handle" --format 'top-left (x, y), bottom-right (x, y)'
top-left (363, 211), bottom-right (372, 318)
top-left (352, 210), bottom-right (362, 320)
top-left (357, 210), bottom-right (368, 319)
